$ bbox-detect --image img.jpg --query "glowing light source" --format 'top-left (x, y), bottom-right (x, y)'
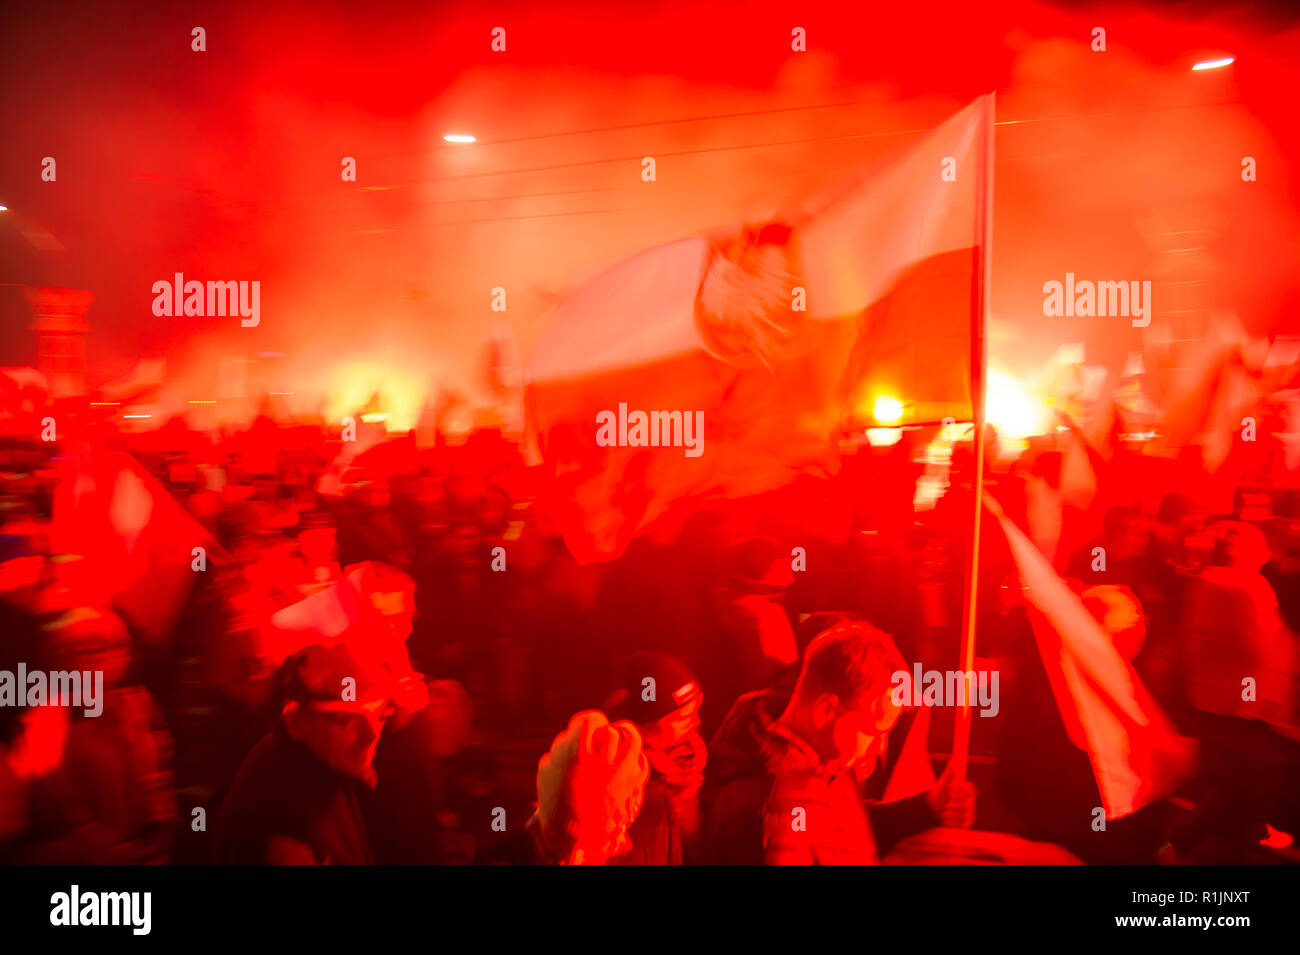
top-left (984, 368), bottom-right (1048, 440)
top-left (0, 205), bottom-right (8, 212)
top-left (443, 134), bottom-right (476, 143)
top-left (872, 395), bottom-right (905, 426)
top-left (1192, 56), bottom-right (1234, 71)
top-left (323, 362), bottom-right (425, 432)
top-left (122, 414), bottom-right (152, 419)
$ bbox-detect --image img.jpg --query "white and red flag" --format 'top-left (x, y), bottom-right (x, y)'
top-left (528, 97), bottom-right (992, 562)
top-left (990, 497), bottom-right (1198, 819)
top-left (53, 443), bottom-right (222, 649)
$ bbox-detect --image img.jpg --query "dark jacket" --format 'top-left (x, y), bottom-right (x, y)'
top-left (705, 687), bottom-right (936, 864)
top-left (612, 778), bottom-right (683, 865)
top-left (216, 731), bottom-right (374, 864)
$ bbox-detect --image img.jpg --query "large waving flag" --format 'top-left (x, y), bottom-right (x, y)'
top-left (529, 97), bottom-right (991, 562)
top-left (989, 497), bottom-right (1198, 819)
top-left (53, 444), bottom-right (224, 649)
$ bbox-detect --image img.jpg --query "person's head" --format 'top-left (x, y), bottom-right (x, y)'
top-left (480, 485), bottom-right (512, 535)
top-left (42, 605), bottom-right (132, 689)
top-left (1210, 520), bottom-right (1271, 572)
top-left (1103, 506), bottom-right (1147, 560)
top-left (1081, 584), bottom-right (1146, 661)
top-left (782, 621), bottom-right (907, 774)
top-left (346, 560), bottom-right (417, 642)
top-left (609, 652), bottom-right (703, 751)
top-left (1157, 492), bottom-right (1194, 526)
top-left (535, 711), bottom-right (650, 864)
top-left (277, 644), bottom-right (396, 787)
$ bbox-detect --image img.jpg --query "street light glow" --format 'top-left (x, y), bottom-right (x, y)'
top-left (443, 133), bottom-right (476, 143)
top-left (1192, 56), bottom-right (1234, 71)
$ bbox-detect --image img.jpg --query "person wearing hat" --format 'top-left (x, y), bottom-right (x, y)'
top-left (530, 710), bottom-right (650, 865)
top-left (606, 652), bottom-right (706, 863)
top-left (215, 644), bottom-right (396, 864)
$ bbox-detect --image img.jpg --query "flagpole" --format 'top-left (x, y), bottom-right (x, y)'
top-left (950, 93), bottom-right (994, 786)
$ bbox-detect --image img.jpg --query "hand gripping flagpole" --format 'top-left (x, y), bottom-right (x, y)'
top-left (950, 93), bottom-right (995, 787)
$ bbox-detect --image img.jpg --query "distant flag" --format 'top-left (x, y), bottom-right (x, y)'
top-left (1161, 329), bottom-right (1296, 510)
top-left (528, 97), bottom-right (992, 562)
top-left (262, 572), bottom-right (366, 664)
top-left (990, 496), bottom-right (1198, 819)
top-left (96, 357), bottom-right (166, 406)
top-left (262, 562), bottom-right (428, 714)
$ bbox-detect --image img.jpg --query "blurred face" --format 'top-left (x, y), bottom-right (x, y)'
top-left (370, 588), bottom-right (416, 641)
top-left (638, 696), bottom-right (702, 751)
top-left (829, 692), bottom-right (903, 775)
top-left (448, 523), bottom-right (480, 561)
top-left (288, 694), bottom-right (394, 786)
top-left (56, 633), bottom-right (131, 689)
top-left (1111, 516), bottom-right (1148, 560)
top-left (481, 493), bottom-right (510, 531)
top-left (1222, 528), bottom-right (1269, 571)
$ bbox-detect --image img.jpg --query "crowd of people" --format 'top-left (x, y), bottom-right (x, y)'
top-left (0, 402), bottom-right (1297, 865)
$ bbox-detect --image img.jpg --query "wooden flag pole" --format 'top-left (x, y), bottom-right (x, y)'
top-left (950, 93), bottom-right (995, 785)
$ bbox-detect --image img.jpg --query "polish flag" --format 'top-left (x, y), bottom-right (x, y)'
top-left (990, 498), bottom-right (1198, 819)
top-left (528, 97), bottom-right (991, 562)
top-left (53, 445), bottom-right (222, 649)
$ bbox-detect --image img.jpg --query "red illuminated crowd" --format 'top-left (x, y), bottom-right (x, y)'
top-left (0, 403), bottom-right (1297, 865)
